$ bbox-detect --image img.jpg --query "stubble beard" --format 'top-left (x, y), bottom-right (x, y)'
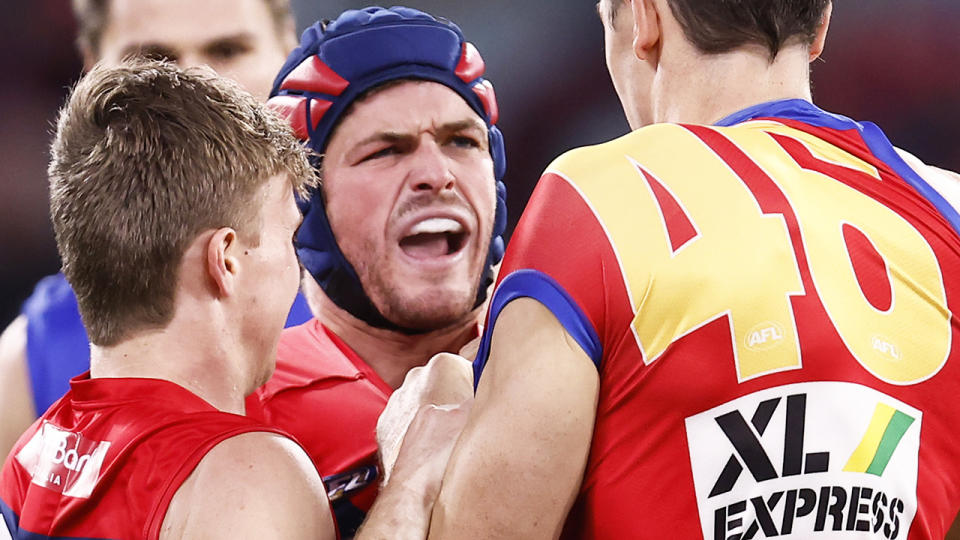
top-left (353, 238), bottom-right (487, 332)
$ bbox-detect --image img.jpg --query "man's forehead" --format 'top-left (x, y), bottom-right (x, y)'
top-left (102, 0), bottom-right (273, 51)
top-left (342, 81), bottom-right (486, 137)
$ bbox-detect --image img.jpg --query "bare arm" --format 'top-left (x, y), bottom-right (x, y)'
top-left (160, 431), bottom-right (335, 539)
top-left (0, 316), bottom-right (37, 460)
top-left (361, 400), bottom-right (471, 539)
top-left (429, 298), bottom-right (600, 539)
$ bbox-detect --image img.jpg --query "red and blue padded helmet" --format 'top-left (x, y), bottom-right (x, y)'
top-left (267, 6), bottom-right (507, 333)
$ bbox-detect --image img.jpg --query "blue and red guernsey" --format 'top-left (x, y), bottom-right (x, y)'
top-left (473, 99), bottom-right (960, 539)
top-left (1, 375), bottom-right (290, 540)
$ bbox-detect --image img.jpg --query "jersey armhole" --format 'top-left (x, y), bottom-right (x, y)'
top-left (472, 269), bottom-right (602, 390)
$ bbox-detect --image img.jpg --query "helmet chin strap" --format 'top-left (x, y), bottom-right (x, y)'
top-left (269, 7), bottom-right (508, 333)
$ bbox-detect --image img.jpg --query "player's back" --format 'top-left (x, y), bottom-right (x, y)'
top-left (538, 100), bottom-right (960, 539)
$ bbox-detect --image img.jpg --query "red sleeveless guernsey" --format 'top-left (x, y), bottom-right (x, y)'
top-left (1, 374), bottom-right (289, 539)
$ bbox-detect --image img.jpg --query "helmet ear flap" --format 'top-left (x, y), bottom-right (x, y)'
top-left (492, 178), bottom-right (507, 263)
top-left (489, 126), bottom-right (507, 189)
top-left (473, 126), bottom-right (506, 309)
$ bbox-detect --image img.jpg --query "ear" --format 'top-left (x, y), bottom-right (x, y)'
top-left (631, 0), bottom-right (661, 62)
top-left (206, 227), bottom-right (240, 298)
top-left (809, 2), bottom-right (833, 62)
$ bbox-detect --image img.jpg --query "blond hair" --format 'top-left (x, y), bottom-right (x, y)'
top-left (49, 59), bottom-right (314, 345)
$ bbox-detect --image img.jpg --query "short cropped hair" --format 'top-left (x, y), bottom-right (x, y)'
top-left (71, 0), bottom-right (294, 57)
top-left (666, 0), bottom-right (830, 58)
top-left (49, 60), bottom-right (314, 346)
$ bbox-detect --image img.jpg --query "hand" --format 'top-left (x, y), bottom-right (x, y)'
top-left (357, 397), bottom-right (472, 540)
top-left (376, 353), bottom-right (473, 484)
top-left (389, 400), bottom-right (472, 496)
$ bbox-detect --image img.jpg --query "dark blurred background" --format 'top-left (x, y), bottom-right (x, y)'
top-left (2, 1), bottom-right (959, 329)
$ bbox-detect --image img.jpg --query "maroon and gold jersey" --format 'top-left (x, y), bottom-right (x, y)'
top-left (0, 375), bottom-right (286, 539)
top-left (473, 100), bottom-right (960, 539)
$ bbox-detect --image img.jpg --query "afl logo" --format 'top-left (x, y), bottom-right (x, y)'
top-left (745, 321), bottom-right (786, 351)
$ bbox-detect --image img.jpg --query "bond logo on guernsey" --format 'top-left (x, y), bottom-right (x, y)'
top-left (685, 382), bottom-right (920, 539)
top-left (15, 422), bottom-right (111, 499)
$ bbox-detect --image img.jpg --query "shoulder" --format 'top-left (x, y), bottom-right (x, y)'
top-left (546, 124), bottom-right (692, 182)
top-left (21, 274), bottom-right (78, 319)
top-left (0, 316), bottom-right (27, 374)
top-left (895, 147), bottom-right (960, 212)
top-left (160, 431), bottom-right (333, 540)
top-left (0, 316), bottom-right (36, 456)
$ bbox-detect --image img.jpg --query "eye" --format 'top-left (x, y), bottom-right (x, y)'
top-left (359, 146), bottom-right (399, 163)
top-left (450, 135), bottom-right (481, 149)
top-left (206, 41), bottom-right (251, 62)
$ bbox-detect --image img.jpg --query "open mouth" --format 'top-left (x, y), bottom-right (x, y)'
top-left (399, 217), bottom-right (467, 259)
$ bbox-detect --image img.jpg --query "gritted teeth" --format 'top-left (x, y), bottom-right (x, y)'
top-left (407, 217), bottom-right (465, 236)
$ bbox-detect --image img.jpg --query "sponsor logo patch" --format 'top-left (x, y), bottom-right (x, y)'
top-left (16, 422), bottom-right (111, 499)
top-left (323, 465), bottom-right (378, 502)
top-left (685, 382), bottom-right (919, 539)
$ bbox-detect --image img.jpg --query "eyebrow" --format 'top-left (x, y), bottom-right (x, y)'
top-left (354, 118), bottom-right (488, 148)
top-left (436, 119), bottom-right (488, 138)
top-left (117, 32), bottom-right (256, 61)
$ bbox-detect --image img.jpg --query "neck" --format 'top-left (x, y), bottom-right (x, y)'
top-left (89, 310), bottom-right (250, 415)
top-left (308, 286), bottom-right (480, 389)
top-left (653, 41), bottom-right (813, 125)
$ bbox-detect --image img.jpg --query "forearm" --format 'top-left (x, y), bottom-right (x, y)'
top-left (356, 479), bottom-right (435, 540)
top-left (362, 400), bottom-right (472, 540)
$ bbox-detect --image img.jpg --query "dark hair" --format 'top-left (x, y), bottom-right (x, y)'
top-left (666, 0), bottom-right (830, 58)
top-left (49, 59), bottom-right (314, 346)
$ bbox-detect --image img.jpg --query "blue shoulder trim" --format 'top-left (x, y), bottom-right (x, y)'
top-left (715, 99), bottom-right (960, 237)
top-left (472, 269), bottom-right (602, 390)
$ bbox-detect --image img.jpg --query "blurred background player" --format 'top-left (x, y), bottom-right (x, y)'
top-left (384, 0), bottom-right (960, 538)
top-left (0, 0), bottom-right (310, 457)
top-left (244, 7), bottom-right (506, 537)
top-left (0, 59), bottom-right (464, 540)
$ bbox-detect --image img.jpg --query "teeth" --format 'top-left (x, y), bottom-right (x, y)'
top-left (408, 218), bottom-right (464, 235)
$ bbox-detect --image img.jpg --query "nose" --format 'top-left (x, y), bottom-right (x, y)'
top-left (406, 140), bottom-right (456, 193)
